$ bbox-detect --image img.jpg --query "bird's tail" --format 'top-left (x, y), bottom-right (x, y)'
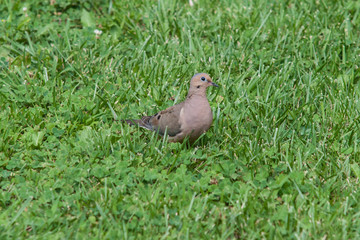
top-left (124, 119), bottom-right (141, 126)
top-left (124, 116), bottom-right (153, 130)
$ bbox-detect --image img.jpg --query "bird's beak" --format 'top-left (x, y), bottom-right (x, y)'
top-left (211, 82), bottom-right (219, 87)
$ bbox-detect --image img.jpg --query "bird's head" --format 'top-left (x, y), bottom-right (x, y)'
top-left (190, 73), bottom-right (219, 90)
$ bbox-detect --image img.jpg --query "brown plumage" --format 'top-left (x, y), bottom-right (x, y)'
top-left (125, 73), bottom-right (218, 143)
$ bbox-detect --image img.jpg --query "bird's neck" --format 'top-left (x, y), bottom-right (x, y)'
top-left (186, 87), bottom-right (207, 99)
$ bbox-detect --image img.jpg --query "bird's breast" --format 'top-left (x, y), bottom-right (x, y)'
top-left (180, 97), bottom-right (213, 135)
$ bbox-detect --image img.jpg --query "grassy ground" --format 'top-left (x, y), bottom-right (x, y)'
top-left (1, 0), bottom-right (360, 239)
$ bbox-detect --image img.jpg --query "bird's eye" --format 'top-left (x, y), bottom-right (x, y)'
top-left (201, 77), bottom-right (206, 81)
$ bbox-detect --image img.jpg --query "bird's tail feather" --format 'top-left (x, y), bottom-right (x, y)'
top-left (124, 119), bottom-right (141, 126)
top-left (124, 116), bottom-right (153, 130)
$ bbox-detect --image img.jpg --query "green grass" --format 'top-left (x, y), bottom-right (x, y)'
top-left (1, 0), bottom-right (360, 238)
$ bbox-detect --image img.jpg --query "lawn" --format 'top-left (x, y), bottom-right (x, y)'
top-left (1, 0), bottom-right (360, 239)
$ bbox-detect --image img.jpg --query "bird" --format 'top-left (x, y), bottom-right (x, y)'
top-left (125, 73), bottom-right (219, 143)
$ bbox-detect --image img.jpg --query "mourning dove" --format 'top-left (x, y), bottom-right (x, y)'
top-left (125, 73), bottom-right (219, 143)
